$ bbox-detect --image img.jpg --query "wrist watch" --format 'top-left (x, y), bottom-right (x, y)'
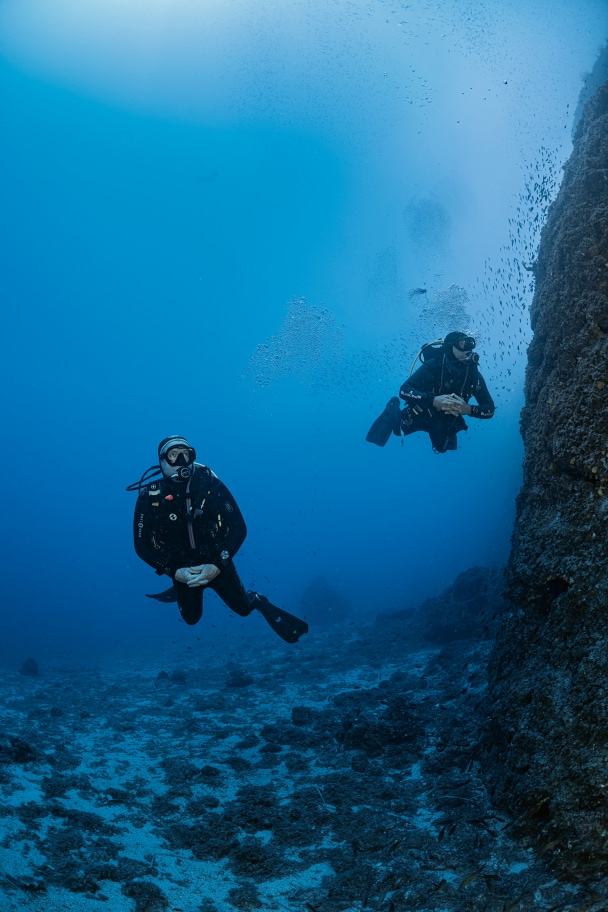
top-left (220, 550), bottom-right (230, 562)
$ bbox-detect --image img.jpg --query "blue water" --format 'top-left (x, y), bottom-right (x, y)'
top-left (0, 0), bottom-right (606, 660)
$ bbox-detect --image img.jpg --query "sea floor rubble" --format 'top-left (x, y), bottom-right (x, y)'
top-left (0, 616), bottom-right (605, 912)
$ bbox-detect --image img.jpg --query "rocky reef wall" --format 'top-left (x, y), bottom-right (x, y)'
top-left (483, 81), bottom-right (608, 879)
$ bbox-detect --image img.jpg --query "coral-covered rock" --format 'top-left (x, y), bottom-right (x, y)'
top-left (484, 80), bottom-right (608, 878)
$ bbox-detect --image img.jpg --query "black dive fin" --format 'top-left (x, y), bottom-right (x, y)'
top-left (366, 397), bottom-right (401, 446)
top-left (146, 586), bottom-right (178, 603)
top-left (252, 594), bottom-right (309, 643)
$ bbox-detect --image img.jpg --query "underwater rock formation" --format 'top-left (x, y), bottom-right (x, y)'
top-left (484, 81), bottom-right (608, 879)
top-left (374, 565), bottom-right (504, 646)
top-left (19, 658), bottom-right (39, 678)
top-left (413, 565), bottom-right (504, 644)
top-left (299, 576), bottom-right (351, 626)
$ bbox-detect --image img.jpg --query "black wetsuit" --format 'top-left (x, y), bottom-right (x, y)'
top-left (398, 354), bottom-right (495, 453)
top-left (133, 464), bottom-right (253, 625)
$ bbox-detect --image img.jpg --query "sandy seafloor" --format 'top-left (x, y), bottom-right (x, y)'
top-left (1, 607), bottom-right (606, 912)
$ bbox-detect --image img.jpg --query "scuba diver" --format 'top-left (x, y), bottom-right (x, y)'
top-left (366, 332), bottom-right (495, 454)
top-left (127, 436), bottom-right (308, 644)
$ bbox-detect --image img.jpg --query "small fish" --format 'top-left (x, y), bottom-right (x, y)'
top-left (484, 873), bottom-right (500, 893)
top-left (469, 817), bottom-right (498, 836)
top-left (503, 897), bottom-right (525, 912)
top-left (430, 878), bottom-right (448, 895)
top-left (535, 837), bottom-right (560, 858)
top-left (460, 867), bottom-right (485, 888)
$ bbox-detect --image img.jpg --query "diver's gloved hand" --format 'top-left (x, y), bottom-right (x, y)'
top-left (184, 564), bottom-right (221, 588)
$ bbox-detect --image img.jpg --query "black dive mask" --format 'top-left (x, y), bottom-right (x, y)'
top-left (443, 333), bottom-right (476, 357)
top-left (158, 437), bottom-right (197, 480)
top-left (456, 336), bottom-right (476, 352)
top-left (160, 450), bottom-right (196, 480)
top-left (168, 451), bottom-right (193, 467)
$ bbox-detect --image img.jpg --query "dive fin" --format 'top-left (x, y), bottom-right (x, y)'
top-left (249, 593), bottom-right (309, 643)
top-left (366, 397), bottom-right (401, 446)
top-left (145, 586), bottom-right (178, 603)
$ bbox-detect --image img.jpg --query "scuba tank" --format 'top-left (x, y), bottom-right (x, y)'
top-left (409, 337), bottom-right (479, 375)
top-left (409, 339), bottom-right (444, 376)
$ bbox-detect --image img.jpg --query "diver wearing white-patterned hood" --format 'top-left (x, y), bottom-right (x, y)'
top-left (158, 436), bottom-right (197, 481)
top-left (127, 436), bottom-right (308, 644)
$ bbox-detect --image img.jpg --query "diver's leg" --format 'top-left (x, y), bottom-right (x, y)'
top-left (208, 563), bottom-right (255, 617)
top-left (174, 582), bottom-right (204, 625)
top-left (145, 586), bottom-right (178, 603)
top-left (366, 397), bottom-right (402, 446)
top-left (247, 592), bottom-right (309, 644)
top-left (429, 428), bottom-right (460, 453)
top-left (210, 564), bottom-right (308, 642)
top-left (429, 415), bottom-right (464, 453)
top-left (399, 409), bottom-right (426, 438)
top-left (429, 436), bottom-right (451, 454)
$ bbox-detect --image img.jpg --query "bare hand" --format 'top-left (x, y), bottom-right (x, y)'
top-left (185, 564), bottom-right (221, 588)
top-left (433, 394), bottom-right (471, 417)
top-left (174, 567), bottom-right (196, 585)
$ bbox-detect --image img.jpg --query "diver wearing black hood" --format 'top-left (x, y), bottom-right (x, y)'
top-left (129, 436), bottom-right (308, 643)
top-left (366, 332), bottom-right (495, 453)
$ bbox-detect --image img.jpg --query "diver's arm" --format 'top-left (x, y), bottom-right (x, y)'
top-left (133, 495), bottom-right (179, 577)
top-left (468, 373), bottom-right (496, 419)
top-left (399, 364), bottom-right (437, 412)
top-left (206, 478), bottom-right (248, 569)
